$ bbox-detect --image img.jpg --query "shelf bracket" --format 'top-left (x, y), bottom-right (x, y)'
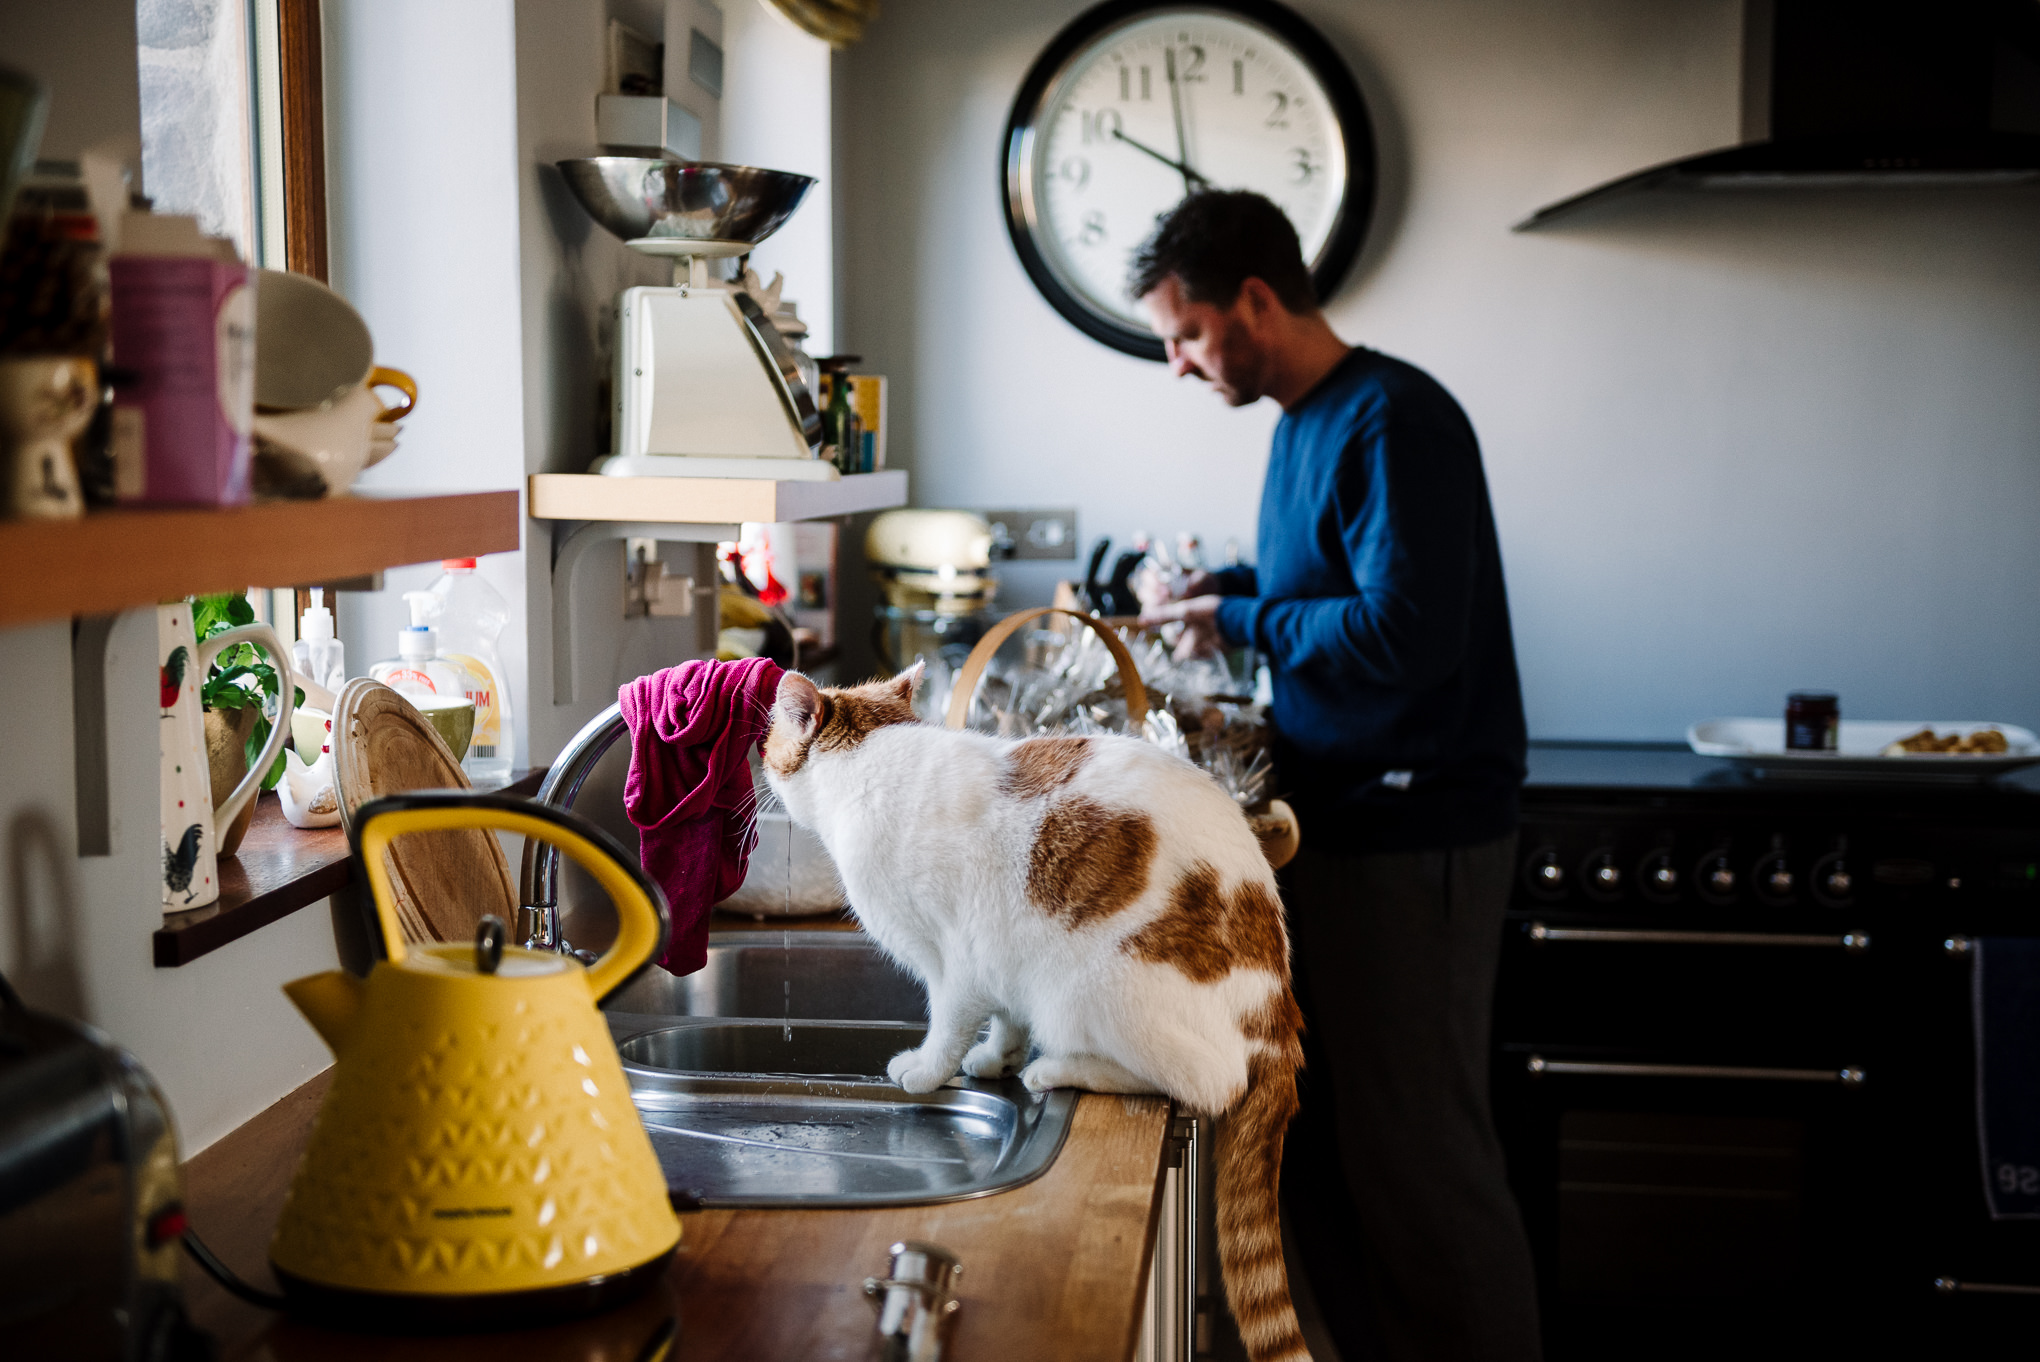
top-left (550, 519), bottom-right (734, 705)
top-left (71, 614), bottom-right (119, 857)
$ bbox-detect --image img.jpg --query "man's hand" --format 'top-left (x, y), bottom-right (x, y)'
top-left (1139, 594), bottom-right (1225, 660)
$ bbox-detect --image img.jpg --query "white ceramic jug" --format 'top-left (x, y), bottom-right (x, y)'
top-left (158, 603), bottom-right (294, 909)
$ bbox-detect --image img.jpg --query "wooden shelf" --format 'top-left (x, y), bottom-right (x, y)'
top-left (154, 769), bottom-right (545, 967)
top-left (528, 470), bottom-right (906, 524)
top-left (0, 490), bottom-right (520, 629)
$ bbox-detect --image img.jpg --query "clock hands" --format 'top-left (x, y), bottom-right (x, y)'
top-left (1164, 46), bottom-right (1198, 196)
top-left (1110, 127), bottom-right (1212, 190)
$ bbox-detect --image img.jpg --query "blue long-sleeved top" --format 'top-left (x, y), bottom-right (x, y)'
top-left (1213, 348), bottom-right (1526, 852)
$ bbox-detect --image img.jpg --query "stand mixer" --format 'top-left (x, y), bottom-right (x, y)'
top-left (557, 157), bottom-right (830, 480)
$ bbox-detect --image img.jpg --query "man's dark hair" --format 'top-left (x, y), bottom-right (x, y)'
top-left (1126, 190), bottom-right (1316, 314)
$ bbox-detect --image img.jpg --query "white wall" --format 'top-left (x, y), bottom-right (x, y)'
top-left (835, 0), bottom-right (2040, 739)
top-left (326, 0), bottom-right (533, 766)
top-left (722, 0), bottom-right (834, 353)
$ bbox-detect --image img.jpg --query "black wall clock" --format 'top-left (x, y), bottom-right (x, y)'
top-left (1001, 0), bottom-right (1376, 361)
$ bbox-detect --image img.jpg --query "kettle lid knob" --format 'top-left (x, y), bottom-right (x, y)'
top-left (475, 915), bottom-right (506, 975)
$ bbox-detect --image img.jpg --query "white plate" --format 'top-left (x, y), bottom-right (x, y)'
top-left (1687, 718), bottom-right (2040, 778)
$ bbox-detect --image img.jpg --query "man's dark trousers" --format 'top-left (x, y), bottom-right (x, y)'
top-left (1278, 833), bottom-right (1542, 1362)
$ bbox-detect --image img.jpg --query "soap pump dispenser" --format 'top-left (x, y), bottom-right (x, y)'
top-left (368, 593), bottom-right (468, 703)
top-left (292, 588), bottom-right (346, 693)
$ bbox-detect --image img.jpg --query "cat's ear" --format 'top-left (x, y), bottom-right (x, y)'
top-left (775, 672), bottom-right (822, 738)
top-left (888, 660), bottom-right (925, 705)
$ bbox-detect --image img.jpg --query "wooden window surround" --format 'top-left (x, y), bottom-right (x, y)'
top-left (278, 0), bottom-right (328, 282)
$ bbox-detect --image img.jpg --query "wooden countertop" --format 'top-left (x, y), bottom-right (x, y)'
top-left (182, 1072), bottom-right (1171, 1361)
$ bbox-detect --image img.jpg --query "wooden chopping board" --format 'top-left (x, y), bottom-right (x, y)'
top-left (332, 679), bottom-right (518, 945)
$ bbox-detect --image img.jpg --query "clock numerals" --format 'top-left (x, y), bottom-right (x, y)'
top-left (1004, 6), bottom-right (1368, 359)
top-left (1081, 108), bottom-right (1123, 144)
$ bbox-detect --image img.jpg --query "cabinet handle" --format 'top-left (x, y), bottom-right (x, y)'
top-left (1935, 1275), bottom-right (2040, 1297)
top-left (1526, 1055), bottom-right (1866, 1086)
top-left (1527, 922), bottom-right (1869, 953)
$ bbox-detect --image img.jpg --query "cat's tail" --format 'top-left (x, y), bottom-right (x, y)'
top-left (1214, 992), bottom-right (1309, 1362)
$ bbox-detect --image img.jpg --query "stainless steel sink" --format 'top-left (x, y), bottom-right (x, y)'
top-left (604, 936), bottom-right (1078, 1208)
top-left (603, 931), bottom-right (926, 1024)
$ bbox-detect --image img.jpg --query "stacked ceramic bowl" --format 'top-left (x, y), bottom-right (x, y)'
top-left (250, 271), bottom-right (416, 498)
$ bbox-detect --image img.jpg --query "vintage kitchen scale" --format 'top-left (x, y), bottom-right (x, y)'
top-left (557, 156), bottom-right (835, 480)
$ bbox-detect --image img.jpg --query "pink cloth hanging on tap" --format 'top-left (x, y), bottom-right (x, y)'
top-left (619, 657), bottom-right (785, 975)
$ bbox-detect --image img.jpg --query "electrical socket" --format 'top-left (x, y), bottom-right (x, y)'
top-left (624, 537), bottom-right (694, 617)
top-left (984, 509), bottom-right (1079, 561)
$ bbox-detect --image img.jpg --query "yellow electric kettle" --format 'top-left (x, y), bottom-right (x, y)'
top-left (270, 791), bottom-right (679, 1329)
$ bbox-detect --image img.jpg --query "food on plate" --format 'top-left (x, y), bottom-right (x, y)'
top-left (1882, 727), bottom-right (2010, 756)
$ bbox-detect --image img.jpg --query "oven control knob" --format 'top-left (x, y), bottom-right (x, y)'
top-left (1697, 851), bottom-right (1737, 903)
top-left (1812, 852), bottom-right (1856, 907)
top-left (1639, 850), bottom-right (1680, 902)
top-left (1525, 849), bottom-right (1567, 897)
top-left (1754, 849), bottom-right (1797, 906)
top-left (1582, 849), bottom-right (1623, 899)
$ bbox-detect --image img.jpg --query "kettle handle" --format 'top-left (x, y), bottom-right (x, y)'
top-left (349, 792), bottom-right (671, 1003)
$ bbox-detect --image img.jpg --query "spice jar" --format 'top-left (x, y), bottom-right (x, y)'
top-left (1786, 691), bottom-right (1839, 751)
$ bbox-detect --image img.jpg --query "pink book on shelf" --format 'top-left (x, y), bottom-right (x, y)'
top-left (108, 222), bottom-right (254, 507)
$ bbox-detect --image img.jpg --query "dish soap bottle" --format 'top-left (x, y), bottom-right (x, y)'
top-left (291, 588), bottom-right (345, 694)
top-left (424, 558), bottom-right (515, 790)
top-left (369, 592), bottom-right (469, 704)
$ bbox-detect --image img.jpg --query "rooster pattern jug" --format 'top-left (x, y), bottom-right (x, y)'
top-left (157, 603), bottom-right (294, 909)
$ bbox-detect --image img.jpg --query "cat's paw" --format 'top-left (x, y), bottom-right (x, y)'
top-left (963, 1035), bottom-right (1027, 1079)
top-left (1019, 1056), bottom-right (1068, 1094)
top-left (887, 1047), bottom-right (954, 1094)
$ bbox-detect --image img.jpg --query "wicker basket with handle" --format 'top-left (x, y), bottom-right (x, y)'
top-left (946, 606), bottom-right (1298, 870)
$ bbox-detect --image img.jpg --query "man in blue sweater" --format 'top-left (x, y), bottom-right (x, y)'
top-left (1134, 192), bottom-right (1539, 1362)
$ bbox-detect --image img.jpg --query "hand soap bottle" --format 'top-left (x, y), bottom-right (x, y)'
top-left (423, 558), bottom-right (515, 789)
top-left (368, 593), bottom-right (468, 704)
top-left (291, 588), bottom-right (345, 694)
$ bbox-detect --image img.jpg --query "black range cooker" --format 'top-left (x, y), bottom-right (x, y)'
top-left (1498, 744), bottom-right (2040, 1360)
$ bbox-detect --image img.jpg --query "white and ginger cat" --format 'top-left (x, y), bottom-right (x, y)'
top-left (763, 665), bottom-right (1309, 1362)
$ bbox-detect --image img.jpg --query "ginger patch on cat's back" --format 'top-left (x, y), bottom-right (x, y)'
top-left (1126, 863), bottom-right (1288, 982)
top-left (999, 736), bottom-right (1094, 799)
top-left (1026, 796), bottom-right (1156, 927)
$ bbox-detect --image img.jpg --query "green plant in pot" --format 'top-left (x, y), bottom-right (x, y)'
top-left (194, 592), bottom-right (303, 855)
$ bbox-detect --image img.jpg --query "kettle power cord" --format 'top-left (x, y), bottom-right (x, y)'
top-left (182, 1228), bottom-right (680, 1359)
top-left (181, 1229), bottom-right (288, 1310)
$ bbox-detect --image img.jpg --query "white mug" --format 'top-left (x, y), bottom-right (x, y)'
top-left (158, 605), bottom-right (295, 909)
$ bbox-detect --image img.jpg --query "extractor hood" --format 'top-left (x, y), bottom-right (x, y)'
top-left (1516, 0), bottom-right (2040, 229)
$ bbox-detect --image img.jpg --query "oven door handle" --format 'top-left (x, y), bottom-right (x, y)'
top-left (1526, 1055), bottom-right (1866, 1086)
top-left (1935, 1276), bottom-right (2040, 1297)
top-left (1527, 922), bottom-right (1870, 953)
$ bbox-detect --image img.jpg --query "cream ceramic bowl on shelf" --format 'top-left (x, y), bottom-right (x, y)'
top-left (251, 366), bottom-right (415, 496)
top-left (412, 694), bottom-right (476, 763)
